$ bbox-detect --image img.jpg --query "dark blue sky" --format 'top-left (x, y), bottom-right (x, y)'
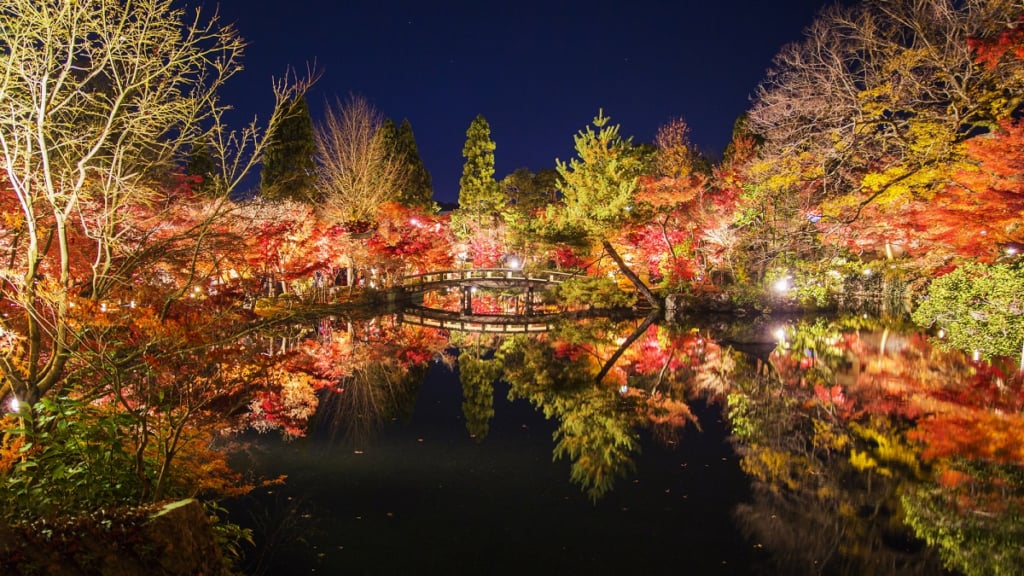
top-left (206, 0), bottom-right (834, 203)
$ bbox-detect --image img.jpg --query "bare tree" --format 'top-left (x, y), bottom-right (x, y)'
top-left (0, 0), bottom-right (309, 406)
top-left (747, 0), bottom-right (1024, 215)
top-left (314, 94), bottom-right (408, 226)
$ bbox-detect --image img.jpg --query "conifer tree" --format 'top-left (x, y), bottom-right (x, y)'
top-left (457, 114), bottom-right (501, 219)
top-left (186, 140), bottom-right (219, 196)
top-left (556, 110), bottom-right (660, 308)
top-left (557, 110), bottom-right (643, 232)
top-left (396, 119), bottom-right (434, 209)
top-left (379, 118), bottom-right (400, 159)
top-left (261, 95), bottom-right (318, 202)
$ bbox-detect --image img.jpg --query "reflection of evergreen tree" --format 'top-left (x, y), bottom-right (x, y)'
top-left (457, 351), bottom-right (500, 442)
top-left (552, 385), bottom-right (638, 502)
top-left (501, 336), bottom-right (639, 502)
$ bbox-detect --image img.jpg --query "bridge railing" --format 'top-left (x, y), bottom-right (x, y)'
top-left (399, 312), bottom-right (556, 334)
top-left (399, 268), bottom-right (577, 287)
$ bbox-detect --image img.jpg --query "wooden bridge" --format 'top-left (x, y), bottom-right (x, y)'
top-left (398, 268), bottom-right (577, 291)
top-left (399, 268), bottom-right (577, 316)
top-left (398, 306), bottom-right (561, 334)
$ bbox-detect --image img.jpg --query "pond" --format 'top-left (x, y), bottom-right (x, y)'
top-left (227, 310), bottom-right (1023, 575)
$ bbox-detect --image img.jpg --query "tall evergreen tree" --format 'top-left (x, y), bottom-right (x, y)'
top-left (378, 118), bottom-right (434, 209)
top-left (379, 118), bottom-right (400, 159)
top-left (458, 114), bottom-right (500, 218)
top-left (261, 96), bottom-right (318, 202)
top-left (185, 139), bottom-right (219, 196)
top-left (396, 119), bottom-right (434, 209)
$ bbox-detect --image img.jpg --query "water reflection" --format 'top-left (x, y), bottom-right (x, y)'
top-left (732, 315), bottom-right (1024, 575)
top-left (239, 311), bottom-right (1023, 575)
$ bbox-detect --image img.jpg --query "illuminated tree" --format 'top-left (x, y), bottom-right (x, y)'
top-left (233, 199), bottom-right (323, 298)
top-left (627, 117), bottom-right (719, 289)
top-left (366, 202), bottom-right (454, 279)
top-left (0, 0), bottom-right (307, 409)
top-left (456, 114), bottom-right (501, 228)
top-left (747, 0), bottom-right (1024, 239)
top-left (911, 261), bottom-right (1024, 364)
top-left (555, 111), bottom-right (659, 307)
top-left (314, 94), bottom-right (407, 227)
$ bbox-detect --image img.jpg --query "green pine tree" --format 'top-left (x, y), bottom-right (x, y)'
top-left (261, 96), bottom-right (318, 202)
top-left (379, 118), bottom-right (400, 160)
top-left (556, 109), bottom-right (644, 233)
top-left (457, 114), bottom-right (501, 219)
top-left (185, 140), bottom-right (219, 196)
top-left (458, 351), bottom-right (499, 442)
top-left (396, 119), bottom-right (434, 209)
top-left (556, 110), bottom-right (660, 308)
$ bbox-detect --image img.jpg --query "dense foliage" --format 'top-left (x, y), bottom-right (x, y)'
top-left (3, 0), bottom-right (1024, 572)
top-left (912, 262), bottom-right (1024, 362)
top-left (261, 96), bottom-right (319, 202)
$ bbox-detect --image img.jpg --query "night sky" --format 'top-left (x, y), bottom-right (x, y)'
top-left (204, 0), bottom-right (836, 204)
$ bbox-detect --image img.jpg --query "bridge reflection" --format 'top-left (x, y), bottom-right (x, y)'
top-left (398, 305), bottom-right (560, 333)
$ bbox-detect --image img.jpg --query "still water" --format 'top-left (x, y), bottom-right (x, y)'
top-left (228, 312), bottom-right (1023, 575)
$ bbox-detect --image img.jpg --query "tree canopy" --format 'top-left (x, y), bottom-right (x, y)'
top-left (396, 119), bottom-right (435, 209)
top-left (457, 114), bottom-right (501, 219)
top-left (261, 96), bottom-right (319, 202)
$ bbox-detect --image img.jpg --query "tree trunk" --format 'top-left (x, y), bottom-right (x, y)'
top-left (595, 312), bottom-right (659, 383)
top-left (601, 239), bottom-right (661, 310)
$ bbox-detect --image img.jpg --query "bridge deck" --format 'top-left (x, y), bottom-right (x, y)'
top-left (399, 268), bottom-right (577, 291)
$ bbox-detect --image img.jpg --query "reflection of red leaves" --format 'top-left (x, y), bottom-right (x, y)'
top-left (937, 467), bottom-right (972, 489)
top-left (909, 411), bottom-right (1024, 464)
top-left (400, 349), bottom-right (432, 366)
top-left (644, 394), bottom-right (696, 428)
top-left (554, 343), bottom-right (587, 361)
top-left (249, 371), bottom-right (320, 439)
top-left (814, 383), bottom-right (846, 407)
top-left (931, 462), bottom-right (1020, 516)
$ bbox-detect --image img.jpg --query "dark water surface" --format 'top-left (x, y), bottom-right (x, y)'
top-left (228, 314), bottom-right (1022, 575)
top-left (233, 371), bottom-right (756, 575)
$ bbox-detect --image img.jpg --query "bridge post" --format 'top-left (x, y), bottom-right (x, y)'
top-left (461, 285), bottom-right (473, 314)
top-left (525, 287), bottom-right (534, 316)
